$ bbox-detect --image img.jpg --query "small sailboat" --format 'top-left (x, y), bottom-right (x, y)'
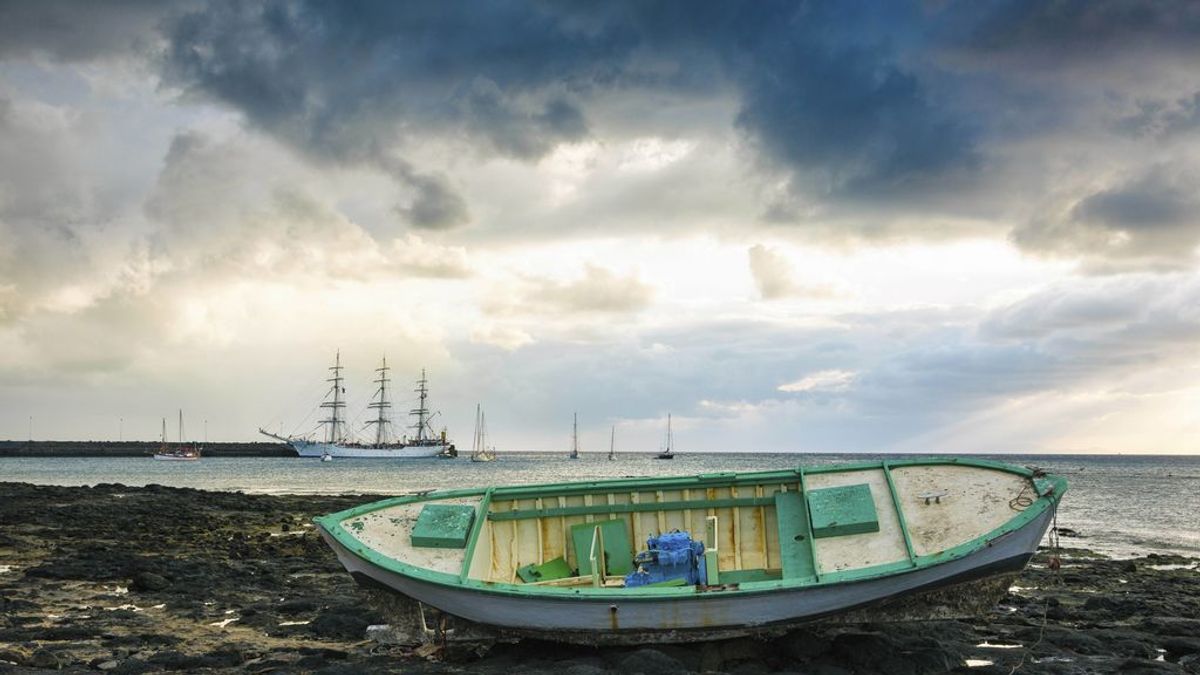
top-left (569, 413), bottom-right (580, 459)
top-left (654, 413), bottom-right (675, 460)
top-left (608, 425), bottom-right (616, 461)
top-left (153, 411), bottom-right (202, 461)
top-left (470, 404), bottom-right (496, 463)
top-left (315, 458), bottom-right (1067, 644)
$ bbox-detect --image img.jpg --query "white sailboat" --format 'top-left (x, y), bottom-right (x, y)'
top-left (154, 410), bottom-right (201, 461)
top-left (654, 413), bottom-right (675, 460)
top-left (260, 353), bottom-right (456, 458)
top-left (470, 404), bottom-right (496, 462)
top-left (569, 413), bottom-right (580, 459)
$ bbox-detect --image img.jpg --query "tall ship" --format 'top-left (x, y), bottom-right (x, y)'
top-left (260, 352), bottom-right (456, 458)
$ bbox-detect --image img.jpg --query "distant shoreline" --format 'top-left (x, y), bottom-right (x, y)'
top-left (0, 440), bottom-right (295, 458)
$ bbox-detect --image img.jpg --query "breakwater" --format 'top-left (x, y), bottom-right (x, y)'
top-left (0, 440), bottom-right (294, 458)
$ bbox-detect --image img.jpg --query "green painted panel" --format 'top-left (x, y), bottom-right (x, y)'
top-left (807, 483), bottom-right (879, 539)
top-left (516, 556), bottom-right (573, 583)
top-left (774, 491), bottom-right (816, 580)
top-left (719, 568), bottom-right (782, 584)
top-left (411, 504), bottom-right (476, 548)
top-left (489, 496), bottom-right (775, 522)
top-left (570, 519), bottom-right (634, 576)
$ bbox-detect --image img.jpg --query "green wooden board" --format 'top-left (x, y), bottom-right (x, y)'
top-left (570, 519), bottom-right (634, 576)
top-left (516, 556), bottom-right (573, 583)
top-left (807, 483), bottom-right (879, 539)
top-left (774, 491), bottom-right (817, 580)
top-left (719, 568), bottom-right (783, 584)
top-left (411, 504), bottom-right (476, 548)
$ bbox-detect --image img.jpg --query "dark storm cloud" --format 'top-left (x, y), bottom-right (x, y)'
top-left (946, 0), bottom-right (1200, 68)
top-left (0, 0), bottom-right (168, 62)
top-left (151, 1), bottom-right (979, 224)
top-left (1073, 171), bottom-right (1199, 232)
top-left (1012, 164), bottom-right (1200, 270)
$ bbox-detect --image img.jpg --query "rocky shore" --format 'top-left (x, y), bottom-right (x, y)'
top-left (1, 482), bottom-right (1197, 674)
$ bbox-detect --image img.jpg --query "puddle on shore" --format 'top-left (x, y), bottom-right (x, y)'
top-left (965, 658), bottom-right (994, 667)
top-left (976, 642), bottom-right (1022, 649)
top-left (209, 617), bottom-right (239, 628)
top-left (1033, 656), bottom-right (1074, 664)
top-left (279, 620), bottom-right (311, 626)
top-left (1148, 563), bottom-right (1197, 571)
top-left (0, 565), bottom-right (14, 574)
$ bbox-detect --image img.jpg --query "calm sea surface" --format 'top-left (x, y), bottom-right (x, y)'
top-left (3, 453), bottom-right (1197, 559)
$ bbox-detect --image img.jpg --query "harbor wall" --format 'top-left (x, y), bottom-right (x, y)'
top-left (0, 440), bottom-right (295, 457)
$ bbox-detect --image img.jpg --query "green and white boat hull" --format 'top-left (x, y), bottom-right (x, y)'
top-left (314, 458), bottom-right (1065, 644)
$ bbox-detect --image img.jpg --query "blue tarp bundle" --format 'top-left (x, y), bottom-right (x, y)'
top-left (624, 531), bottom-right (707, 587)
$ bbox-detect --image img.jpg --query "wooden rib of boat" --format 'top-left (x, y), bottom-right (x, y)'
top-left (314, 457), bottom-right (1066, 645)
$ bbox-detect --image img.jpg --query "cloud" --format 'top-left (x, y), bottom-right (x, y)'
top-left (778, 369), bottom-right (856, 393)
top-left (390, 234), bottom-right (471, 279)
top-left (946, 0), bottom-right (1200, 73)
top-left (0, 0), bottom-right (166, 62)
top-left (747, 244), bottom-right (836, 300)
top-left (487, 265), bottom-right (653, 317)
top-left (1011, 163), bottom-right (1200, 271)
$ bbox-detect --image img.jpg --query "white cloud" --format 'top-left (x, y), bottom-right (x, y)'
top-left (778, 369), bottom-right (857, 393)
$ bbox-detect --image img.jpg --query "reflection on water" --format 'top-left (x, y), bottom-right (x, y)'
top-left (2, 452), bottom-right (1198, 558)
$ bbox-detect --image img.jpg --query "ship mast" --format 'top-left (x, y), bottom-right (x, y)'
top-left (666, 413), bottom-right (673, 456)
top-left (320, 350), bottom-right (346, 444)
top-left (609, 425), bottom-right (615, 461)
top-left (409, 369), bottom-right (431, 442)
top-left (365, 356), bottom-right (392, 446)
top-left (570, 413), bottom-right (580, 459)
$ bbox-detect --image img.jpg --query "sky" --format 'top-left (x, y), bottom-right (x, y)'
top-left (1, 1), bottom-right (1198, 454)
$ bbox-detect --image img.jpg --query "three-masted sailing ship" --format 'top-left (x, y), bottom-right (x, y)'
top-left (259, 353), bottom-right (456, 458)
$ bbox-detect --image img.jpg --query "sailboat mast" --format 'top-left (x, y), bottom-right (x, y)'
top-left (667, 413), bottom-right (672, 455)
top-left (161, 418), bottom-right (166, 443)
top-left (320, 350), bottom-right (346, 444)
top-left (178, 409), bottom-right (183, 443)
top-left (366, 356), bottom-right (391, 446)
top-left (410, 369), bottom-right (430, 442)
top-left (609, 425), bottom-right (615, 460)
top-left (571, 413), bottom-right (579, 458)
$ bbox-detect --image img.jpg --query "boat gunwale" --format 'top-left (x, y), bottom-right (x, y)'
top-left (313, 457), bottom-right (1066, 600)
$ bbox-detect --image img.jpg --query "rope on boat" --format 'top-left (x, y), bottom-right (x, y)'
top-left (1007, 496), bottom-right (1063, 674)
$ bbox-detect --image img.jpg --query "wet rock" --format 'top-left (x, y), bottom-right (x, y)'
top-left (0, 647), bottom-right (29, 666)
top-left (310, 604), bottom-right (385, 640)
top-left (130, 571), bottom-right (169, 592)
top-left (28, 648), bottom-right (62, 669)
top-left (1163, 636), bottom-right (1200, 658)
top-left (779, 628), bottom-right (831, 661)
top-left (616, 648), bottom-right (688, 674)
top-left (1116, 657), bottom-right (1185, 673)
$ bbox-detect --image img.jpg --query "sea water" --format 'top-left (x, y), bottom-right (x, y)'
top-left (2, 452), bottom-right (1197, 559)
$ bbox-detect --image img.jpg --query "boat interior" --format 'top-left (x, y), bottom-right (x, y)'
top-left (334, 461), bottom-right (1040, 591)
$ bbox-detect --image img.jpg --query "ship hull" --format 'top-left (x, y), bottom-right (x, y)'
top-left (320, 508), bottom-right (1050, 643)
top-left (290, 441), bottom-right (450, 458)
top-left (314, 458), bottom-right (1066, 644)
top-left (152, 454), bottom-right (201, 461)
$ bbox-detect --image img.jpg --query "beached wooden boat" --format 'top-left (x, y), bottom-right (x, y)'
top-left (314, 457), bottom-right (1065, 644)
